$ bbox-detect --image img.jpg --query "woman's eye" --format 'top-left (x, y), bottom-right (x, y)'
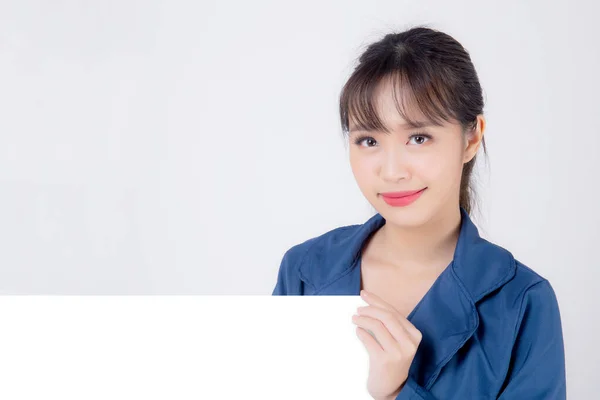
top-left (408, 134), bottom-right (431, 145)
top-left (353, 134), bottom-right (430, 147)
top-left (354, 136), bottom-right (377, 147)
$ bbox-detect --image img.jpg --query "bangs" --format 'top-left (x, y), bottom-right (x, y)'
top-left (340, 61), bottom-right (461, 136)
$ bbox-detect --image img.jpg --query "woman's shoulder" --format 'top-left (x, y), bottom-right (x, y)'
top-left (273, 224), bottom-right (362, 295)
top-left (474, 250), bottom-right (562, 350)
top-left (272, 221), bottom-right (372, 295)
top-left (499, 256), bottom-right (555, 301)
top-left (282, 221), bottom-right (366, 260)
top-left (470, 235), bottom-right (559, 311)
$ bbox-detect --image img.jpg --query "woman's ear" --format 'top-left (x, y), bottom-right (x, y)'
top-left (463, 114), bottom-right (485, 164)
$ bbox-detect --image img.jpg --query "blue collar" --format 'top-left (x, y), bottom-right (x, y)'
top-left (298, 207), bottom-right (517, 388)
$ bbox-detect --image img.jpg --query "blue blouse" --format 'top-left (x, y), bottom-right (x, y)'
top-left (272, 208), bottom-right (566, 399)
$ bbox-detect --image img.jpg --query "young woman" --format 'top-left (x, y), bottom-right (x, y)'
top-left (272, 26), bottom-right (566, 400)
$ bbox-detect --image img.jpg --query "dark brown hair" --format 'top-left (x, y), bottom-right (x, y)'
top-left (339, 26), bottom-right (487, 215)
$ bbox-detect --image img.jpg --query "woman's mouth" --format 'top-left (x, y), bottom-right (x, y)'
top-left (380, 188), bottom-right (427, 207)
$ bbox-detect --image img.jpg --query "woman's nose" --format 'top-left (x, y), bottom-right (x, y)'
top-left (380, 148), bottom-right (411, 182)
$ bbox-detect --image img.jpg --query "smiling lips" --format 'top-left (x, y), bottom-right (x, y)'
top-left (380, 188), bottom-right (427, 207)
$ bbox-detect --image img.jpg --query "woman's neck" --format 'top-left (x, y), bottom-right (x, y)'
top-left (377, 206), bottom-right (462, 275)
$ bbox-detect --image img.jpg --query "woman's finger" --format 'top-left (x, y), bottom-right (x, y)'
top-left (360, 290), bottom-right (397, 312)
top-left (360, 291), bottom-right (423, 342)
top-left (352, 314), bottom-right (400, 354)
top-left (355, 326), bottom-right (384, 356)
top-left (357, 305), bottom-right (415, 344)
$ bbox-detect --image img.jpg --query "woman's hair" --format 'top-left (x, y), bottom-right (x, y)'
top-left (339, 26), bottom-right (487, 215)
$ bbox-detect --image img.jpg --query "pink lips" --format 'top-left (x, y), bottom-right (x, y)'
top-left (380, 188), bottom-right (427, 207)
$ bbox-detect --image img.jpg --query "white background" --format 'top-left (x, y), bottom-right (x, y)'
top-left (0, 0), bottom-right (598, 398)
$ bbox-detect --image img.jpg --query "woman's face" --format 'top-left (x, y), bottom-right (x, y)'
top-left (348, 79), bottom-right (483, 228)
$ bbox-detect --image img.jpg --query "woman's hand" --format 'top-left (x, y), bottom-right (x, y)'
top-left (352, 290), bottom-right (423, 400)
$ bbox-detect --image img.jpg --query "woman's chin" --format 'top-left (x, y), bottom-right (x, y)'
top-left (375, 202), bottom-right (432, 228)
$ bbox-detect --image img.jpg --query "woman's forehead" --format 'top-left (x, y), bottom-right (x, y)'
top-left (348, 103), bottom-right (447, 133)
top-left (348, 117), bottom-right (439, 134)
top-left (354, 86), bottom-right (446, 128)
